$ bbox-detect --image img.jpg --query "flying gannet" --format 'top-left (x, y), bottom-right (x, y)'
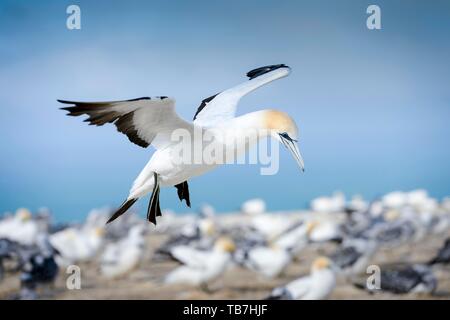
top-left (60, 64), bottom-right (304, 225)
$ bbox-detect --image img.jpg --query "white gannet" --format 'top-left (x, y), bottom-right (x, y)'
top-left (0, 209), bottom-right (39, 246)
top-left (382, 191), bottom-right (408, 209)
top-left (241, 198), bottom-right (266, 216)
top-left (273, 221), bottom-right (316, 256)
top-left (266, 257), bottom-right (336, 300)
top-left (60, 64), bottom-right (304, 225)
top-left (164, 237), bottom-right (236, 288)
top-left (310, 192), bottom-right (346, 213)
top-left (49, 226), bottom-right (105, 266)
top-left (100, 225), bottom-right (146, 279)
top-left (309, 218), bottom-right (343, 243)
top-left (241, 244), bottom-right (292, 278)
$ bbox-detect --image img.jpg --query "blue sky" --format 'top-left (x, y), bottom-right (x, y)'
top-left (1, 0), bottom-right (449, 221)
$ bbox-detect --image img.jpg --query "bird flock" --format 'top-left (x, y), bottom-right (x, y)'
top-left (1, 189), bottom-right (450, 299)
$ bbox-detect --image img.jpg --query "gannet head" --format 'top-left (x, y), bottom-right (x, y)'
top-left (93, 227), bottom-right (106, 238)
top-left (263, 110), bottom-right (305, 172)
top-left (16, 208), bottom-right (32, 222)
top-left (311, 256), bottom-right (333, 272)
top-left (199, 219), bottom-right (216, 237)
top-left (214, 237), bottom-right (236, 253)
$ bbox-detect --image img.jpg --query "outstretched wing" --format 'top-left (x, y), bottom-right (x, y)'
top-left (193, 64), bottom-right (291, 127)
top-left (59, 96), bottom-right (193, 149)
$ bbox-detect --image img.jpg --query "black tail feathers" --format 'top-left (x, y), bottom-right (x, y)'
top-left (106, 198), bottom-right (138, 224)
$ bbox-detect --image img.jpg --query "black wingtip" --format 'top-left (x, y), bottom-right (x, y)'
top-left (57, 99), bottom-right (74, 104)
top-left (246, 64), bottom-right (290, 80)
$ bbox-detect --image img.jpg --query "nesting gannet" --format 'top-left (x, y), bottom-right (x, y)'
top-left (241, 244), bottom-right (292, 278)
top-left (347, 195), bottom-right (369, 212)
top-left (100, 225), bottom-right (146, 279)
top-left (310, 192), bottom-right (346, 213)
top-left (60, 64), bottom-right (304, 225)
top-left (0, 209), bottom-right (39, 246)
top-left (250, 216), bottom-right (294, 240)
top-left (273, 221), bottom-right (316, 256)
top-left (164, 237), bottom-right (235, 288)
top-left (49, 226), bottom-right (105, 265)
top-left (382, 191), bottom-right (408, 209)
top-left (266, 257), bottom-right (336, 300)
top-left (241, 198), bottom-right (266, 216)
top-left (308, 219), bottom-right (343, 243)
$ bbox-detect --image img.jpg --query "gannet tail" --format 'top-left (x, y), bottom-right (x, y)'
top-left (106, 198), bottom-right (138, 224)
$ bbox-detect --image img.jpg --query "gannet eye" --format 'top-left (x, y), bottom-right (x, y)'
top-left (279, 132), bottom-right (297, 143)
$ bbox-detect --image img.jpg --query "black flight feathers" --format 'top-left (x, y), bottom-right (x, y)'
top-left (246, 64), bottom-right (289, 80)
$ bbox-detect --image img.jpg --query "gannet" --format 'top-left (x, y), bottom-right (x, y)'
top-left (310, 192), bottom-right (346, 213)
top-left (49, 226), bottom-right (105, 265)
top-left (0, 209), bottom-right (39, 246)
top-left (266, 257), bottom-right (336, 300)
top-left (273, 221), bottom-right (316, 256)
top-left (164, 237), bottom-right (236, 288)
top-left (241, 198), bottom-right (266, 216)
top-left (241, 244), bottom-right (292, 278)
top-left (100, 225), bottom-right (146, 279)
top-left (60, 64), bottom-right (304, 225)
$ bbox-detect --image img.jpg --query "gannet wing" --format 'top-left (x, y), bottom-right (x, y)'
top-left (170, 246), bottom-right (208, 268)
top-left (193, 64), bottom-right (291, 127)
top-left (59, 97), bottom-right (193, 149)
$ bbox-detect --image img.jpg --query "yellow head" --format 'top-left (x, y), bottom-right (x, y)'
top-left (214, 237), bottom-right (236, 253)
top-left (16, 208), bottom-right (32, 222)
top-left (93, 227), bottom-right (106, 237)
top-left (311, 256), bottom-right (333, 272)
top-left (263, 110), bottom-right (304, 172)
top-left (200, 219), bottom-right (216, 237)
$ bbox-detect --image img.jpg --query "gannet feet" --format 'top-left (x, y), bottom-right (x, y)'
top-left (147, 172), bottom-right (162, 225)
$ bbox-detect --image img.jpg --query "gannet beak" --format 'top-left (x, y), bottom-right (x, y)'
top-left (280, 135), bottom-right (305, 172)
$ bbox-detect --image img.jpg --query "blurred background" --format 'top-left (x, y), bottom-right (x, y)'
top-left (1, 0), bottom-right (450, 222)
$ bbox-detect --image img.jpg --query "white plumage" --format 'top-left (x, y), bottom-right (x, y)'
top-left (164, 237), bottom-right (235, 287)
top-left (268, 257), bottom-right (336, 300)
top-left (60, 64), bottom-right (304, 225)
top-left (100, 225), bottom-right (146, 279)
